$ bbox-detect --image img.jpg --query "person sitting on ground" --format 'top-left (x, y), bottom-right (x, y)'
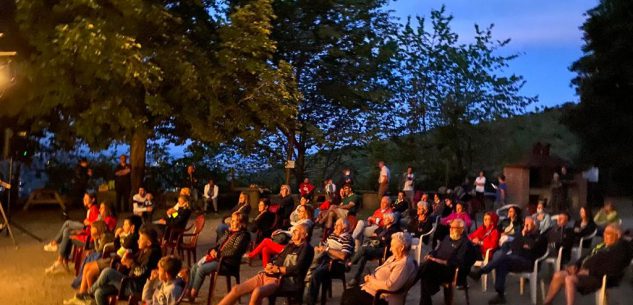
top-left (593, 200), bottom-right (620, 228)
top-left (542, 224), bottom-right (633, 305)
top-left (418, 219), bottom-right (471, 305)
top-left (155, 195), bottom-right (192, 232)
top-left (323, 184), bottom-right (358, 234)
top-left (497, 205), bottom-right (522, 246)
top-left (69, 215), bottom-right (143, 302)
top-left (546, 212), bottom-right (575, 265)
top-left (44, 192), bottom-right (100, 274)
top-left (306, 218), bottom-right (354, 305)
top-left (216, 192), bottom-right (252, 240)
top-left (352, 195), bottom-right (393, 250)
top-left (248, 198), bottom-right (276, 244)
top-left (408, 202), bottom-right (434, 245)
top-left (246, 205), bottom-right (314, 267)
top-left (572, 206), bottom-right (597, 249)
top-left (348, 212), bottom-right (402, 286)
top-left (216, 223), bottom-right (314, 305)
top-left (470, 216), bottom-right (548, 305)
top-left (70, 220), bottom-right (115, 291)
top-left (132, 187), bottom-right (154, 223)
top-left (142, 255), bottom-right (184, 305)
top-left (468, 211), bottom-right (500, 260)
top-left (341, 232), bottom-right (416, 305)
top-left (88, 226), bottom-right (162, 305)
top-left (532, 200), bottom-right (552, 233)
top-left (187, 212), bottom-right (251, 301)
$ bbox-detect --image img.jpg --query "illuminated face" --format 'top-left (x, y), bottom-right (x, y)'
top-left (398, 192), bottom-right (405, 200)
top-left (603, 226), bottom-right (619, 246)
top-left (300, 197), bottom-right (308, 206)
top-left (291, 226), bottom-right (306, 244)
top-left (389, 238), bottom-right (403, 257)
top-left (483, 214), bottom-right (492, 227)
top-left (258, 201), bottom-right (266, 212)
top-left (508, 208), bottom-right (516, 219)
top-left (334, 220), bottom-right (345, 235)
top-left (83, 194), bottom-right (92, 208)
top-left (523, 217), bottom-right (536, 233)
top-left (449, 221), bottom-right (464, 240)
top-left (123, 220), bottom-right (132, 234)
top-left (380, 196), bottom-right (389, 209)
top-left (229, 214), bottom-right (241, 231)
top-left (138, 233), bottom-right (151, 250)
top-left (239, 193), bottom-right (247, 203)
top-left (280, 187), bottom-right (289, 197)
top-left (139, 188), bottom-right (146, 196)
top-left (557, 214), bottom-right (568, 227)
top-left (99, 204), bottom-right (107, 216)
top-left (422, 194), bottom-right (428, 201)
top-left (119, 155), bottom-right (126, 164)
top-left (455, 203), bottom-right (463, 213)
top-left (580, 207), bottom-right (587, 219)
top-left (297, 206), bottom-right (307, 220)
top-left (90, 226), bottom-right (99, 238)
top-left (158, 264), bottom-right (168, 282)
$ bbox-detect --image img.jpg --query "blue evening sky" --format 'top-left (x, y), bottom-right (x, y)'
top-left (388, 0), bottom-right (598, 108)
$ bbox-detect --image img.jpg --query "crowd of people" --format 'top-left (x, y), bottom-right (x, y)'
top-left (40, 159), bottom-right (633, 305)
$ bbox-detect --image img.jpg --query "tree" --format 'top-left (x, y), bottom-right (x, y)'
top-left (393, 7), bottom-right (536, 180)
top-left (566, 0), bottom-right (633, 169)
top-left (0, 0), bottom-right (299, 192)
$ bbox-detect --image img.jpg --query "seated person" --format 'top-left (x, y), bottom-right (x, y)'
top-left (142, 255), bottom-right (184, 305)
top-left (70, 215), bottom-right (143, 302)
top-left (245, 205), bottom-right (314, 267)
top-left (155, 195), bottom-right (192, 232)
top-left (440, 202), bottom-right (472, 231)
top-left (275, 185), bottom-right (295, 228)
top-left (573, 206), bottom-right (597, 248)
top-left (132, 187), bottom-right (154, 223)
top-left (87, 226), bottom-right (162, 305)
top-left (289, 196), bottom-right (312, 224)
top-left (497, 205), bottom-right (522, 246)
top-left (348, 213), bottom-right (401, 286)
top-left (470, 216), bottom-right (548, 305)
top-left (391, 191), bottom-right (410, 215)
top-left (468, 211), bottom-right (500, 260)
top-left (216, 192), bottom-right (252, 240)
top-left (543, 224), bottom-right (633, 305)
top-left (188, 213), bottom-right (250, 301)
top-left (322, 184), bottom-right (358, 233)
top-left (546, 212), bottom-right (575, 264)
top-left (99, 203), bottom-right (117, 232)
top-left (216, 223), bottom-right (314, 305)
top-left (69, 221), bottom-right (115, 291)
top-left (306, 218), bottom-right (354, 305)
top-left (352, 195), bottom-right (393, 250)
top-left (593, 200), bottom-right (620, 228)
top-left (429, 194), bottom-right (444, 220)
top-left (248, 198), bottom-right (276, 243)
top-left (418, 219), bottom-right (471, 305)
top-left (431, 197), bottom-right (456, 247)
top-left (341, 232), bottom-right (417, 305)
top-left (408, 202), bottom-right (434, 245)
top-left (532, 200), bottom-right (552, 233)
top-left (316, 187), bottom-right (345, 225)
top-left (44, 192), bottom-right (100, 274)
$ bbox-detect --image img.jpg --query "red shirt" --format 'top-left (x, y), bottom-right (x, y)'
top-left (369, 207), bottom-right (392, 227)
top-left (299, 182), bottom-right (315, 197)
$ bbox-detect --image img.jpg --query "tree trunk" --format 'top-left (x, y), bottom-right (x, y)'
top-left (130, 128), bottom-right (148, 194)
top-left (294, 145), bottom-right (306, 188)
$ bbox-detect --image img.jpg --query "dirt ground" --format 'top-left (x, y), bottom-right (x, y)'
top-left (1, 200), bottom-right (632, 305)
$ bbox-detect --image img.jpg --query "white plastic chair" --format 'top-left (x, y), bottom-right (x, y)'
top-left (510, 248), bottom-right (549, 305)
top-left (595, 275), bottom-right (608, 305)
top-left (544, 245), bottom-right (563, 272)
top-left (411, 218), bottom-right (438, 265)
top-left (571, 228), bottom-right (598, 261)
top-left (472, 248), bottom-right (493, 291)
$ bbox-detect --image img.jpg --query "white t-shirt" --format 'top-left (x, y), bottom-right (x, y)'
top-left (475, 176), bottom-right (486, 193)
top-left (379, 165), bottom-right (390, 184)
top-left (403, 173), bottom-right (414, 191)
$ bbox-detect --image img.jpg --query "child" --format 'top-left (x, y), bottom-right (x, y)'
top-left (142, 255), bottom-right (184, 305)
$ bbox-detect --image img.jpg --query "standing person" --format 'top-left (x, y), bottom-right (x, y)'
top-left (559, 166), bottom-right (573, 209)
top-left (402, 166), bottom-right (415, 204)
top-left (73, 158), bottom-right (93, 207)
top-left (203, 179), bottom-right (219, 214)
top-left (583, 165), bottom-right (600, 209)
top-left (493, 175), bottom-right (507, 209)
top-left (550, 172), bottom-right (565, 213)
top-left (474, 171), bottom-right (486, 208)
top-left (377, 161), bottom-right (390, 198)
top-left (299, 177), bottom-right (316, 200)
top-left (114, 155), bottom-right (132, 213)
top-left (324, 178), bottom-right (336, 201)
top-left (185, 164), bottom-right (199, 203)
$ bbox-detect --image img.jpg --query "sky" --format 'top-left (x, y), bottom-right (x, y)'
top-left (388, 0), bottom-right (599, 108)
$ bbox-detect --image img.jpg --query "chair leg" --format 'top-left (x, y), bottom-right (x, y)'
top-left (519, 278), bottom-right (525, 295)
top-left (207, 273), bottom-right (218, 305)
top-left (464, 284), bottom-right (470, 305)
top-left (482, 274), bottom-right (488, 292)
top-left (443, 286), bottom-right (454, 305)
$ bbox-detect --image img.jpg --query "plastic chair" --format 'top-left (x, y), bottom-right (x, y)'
top-left (178, 214), bottom-right (206, 266)
top-left (207, 256), bottom-right (242, 305)
top-left (572, 228), bottom-right (598, 261)
top-left (441, 267), bottom-right (470, 305)
top-left (320, 259), bottom-right (347, 305)
top-left (472, 248), bottom-right (493, 291)
top-left (510, 248), bottom-right (549, 305)
top-left (411, 218), bottom-right (438, 265)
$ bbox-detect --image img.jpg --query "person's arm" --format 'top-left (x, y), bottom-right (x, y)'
top-left (364, 259), bottom-right (413, 292)
top-left (212, 185), bottom-right (219, 200)
top-left (203, 185), bottom-right (210, 199)
top-left (219, 231), bottom-right (250, 258)
top-left (142, 272), bottom-right (159, 303)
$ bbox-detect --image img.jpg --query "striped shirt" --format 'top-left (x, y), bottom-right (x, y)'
top-left (326, 232), bottom-right (354, 255)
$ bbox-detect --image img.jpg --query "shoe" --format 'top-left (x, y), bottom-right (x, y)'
top-left (347, 279), bottom-right (359, 288)
top-left (468, 270), bottom-right (482, 281)
top-left (45, 261), bottom-right (62, 274)
top-left (456, 284), bottom-right (469, 290)
top-left (43, 242), bottom-right (58, 252)
top-left (488, 294), bottom-right (506, 304)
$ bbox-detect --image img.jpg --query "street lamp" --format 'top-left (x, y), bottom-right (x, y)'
top-left (0, 33), bottom-right (17, 98)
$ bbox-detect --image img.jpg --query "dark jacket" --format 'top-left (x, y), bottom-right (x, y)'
top-left (408, 216), bottom-right (434, 242)
top-left (510, 229), bottom-right (548, 262)
top-left (166, 207), bottom-right (192, 230)
top-left (249, 211), bottom-right (276, 239)
top-left (432, 235), bottom-right (470, 268)
top-left (498, 217), bottom-right (523, 237)
top-left (114, 232), bottom-right (139, 254)
top-left (572, 220), bottom-right (598, 248)
top-left (230, 202), bottom-right (252, 216)
top-left (278, 195), bottom-right (295, 220)
top-left (578, 240), bottom-right (633, 287)
top-left (214, 229), bottom-right (251, 268)
top-left (129, 244), bottom-right (162, 292)
top-left (372, 224), bottom-right (402, 248)
top-left (271, 242), bottom-right (315, 291)
top-left (546, 224), bottom-right (576, 263)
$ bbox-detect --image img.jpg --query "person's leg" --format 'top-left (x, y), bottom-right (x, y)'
top-left (80, 262), bottom-right (100, 293)
top-left (191, 261), bottom-right (218, 295)
top-left (261, 244), bottom-right (285, 267)
top-left (217, 273), bottom-right (268, 305)
top-left (91, 267), bottom-right (125, 305)
top-left (564, 274), bottom-right (579, 305)
top-left (352, 220), bottom-right (366, 241)
top-left (248, 238), bottom-right (275, 258)
top-left (213, 198), bottom-right (218, 213)
top-left (544, 270), bottom-right (568, 305)
top-left (249, 280), bottom-right (280, 305)
top-left (52, 220), bottom-right (75, 244)
top-left (307, 265), bottom-right (328, 305)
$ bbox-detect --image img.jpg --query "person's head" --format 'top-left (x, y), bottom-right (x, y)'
top-left (561, 166), bottom-right (567, 174)
top-left (380, 196), bottom-right (391, 209)
top-left (138, 187), bottom-right (146, 197)
top-left (417, 202), bottom-right (428, 216)
top-left (482, 212), bottom-right (495, 228)
top-left (119, 155), bottom-right (127, 165)
top-left (258, 198), bottom-right (270, 213)
top-left (179, 187), bottom-right (191, 197)
top-left (508, 206), bottom-right (518, 220)
top-left (433, 193), bottom-right (440, 202)
top-left (138, 226), bottom-right (159, 250)
top-left (498, 174), bottom-right (506, 183)
top-left (383, 213), bottom-right (396, 227)
top-left (80, 158), bottom-right (88, 167)
top-left (479, 171), bottom-right (484, 177)
top-left (390, 232), bottom-right (412, 258)
top-left (177, 195), bottom-right (189, 207)
top-left (523, 216), bottom-right (536, 233)
top-left (579, 206), bottom-right (592, 221)
top-left (604, 200), bottom-right (615, 212)
top-left (557, 212), bottom-right (570, 227)
top-left (603, 224), bottom-right (622, 247)
top-left (230, 212), bottom-right (249, 231)
top-left (378, 161), bottom-right (384, 168)
top-left (238, 192), bottom-right (248, 204)
top-left (342, 183), bottom-right (352, 196)
top-left (455, 202), bottom-right (464, 213)
top-left (187, 164), bottom-right (195, 174)
top-left (421, 193), bottom-right (428, 202)
top-left (158, 255), bottom-right (182, 282)
top-left (397, 191), bottom-right (405, 201)
top-left (123, 215), bottom-right (143, 235)
top-left (444, 197), bottom-right (453, 207)
top-left (303, 177), bottom-right (310, 184)
top-left (300, 196), bottom-right (310, 206)
top-left (407, 166), bottom-right (413, 174)
top-left (99, 202), bottom-right (111, 218)
top-left (334, 218), bottom-right (349, 235)
top-left (280, 185), bottom-right (290, 197)
top-left (552, 172), bottom-right (560, 181)
top-left (83, 192), bottom-right (96, 208)
top-left (90, 220), bottom-right (107, 239)
top-left (208, 179), bottom-right (214, 186)
top-left (536, 200), bottom-right (546, 213)
top-left (344, 168), bottom-right (351, 176)
top-left (449, 219), bottom-right (465, 240)
top-left (291, 223), bottom-right (309, 245)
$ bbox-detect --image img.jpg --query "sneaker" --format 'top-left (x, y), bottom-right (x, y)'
top-left (488, 294), bottom-right (506, 305)
top-left (45, 261), bottom-right (69, 274)
top-left (43, 242), bottom-right (58, 252)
